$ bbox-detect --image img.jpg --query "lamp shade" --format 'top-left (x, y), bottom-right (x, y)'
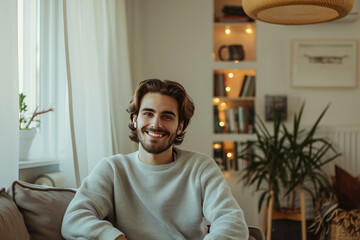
top-left (242, 0), bottom-right (355, 25)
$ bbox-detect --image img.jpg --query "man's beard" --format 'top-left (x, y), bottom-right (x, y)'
top-left (137, 126), bottom-right (177, 154)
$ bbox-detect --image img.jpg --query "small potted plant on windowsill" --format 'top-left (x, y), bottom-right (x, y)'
top-left (19, 93), bottom-right (53, 161)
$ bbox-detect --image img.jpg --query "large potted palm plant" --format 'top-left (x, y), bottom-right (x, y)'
top-left (240, 103), bottom-right (341, 213)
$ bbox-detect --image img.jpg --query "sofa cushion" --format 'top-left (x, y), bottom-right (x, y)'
top-left (0, 188), bottom-right (30, 240)
top-left (12, 181), bottom-right (76, 240)
top-left (335, 165), bottom-right (360, 210)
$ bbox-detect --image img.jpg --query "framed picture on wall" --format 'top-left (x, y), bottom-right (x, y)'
top-left (291, 39), bottom-right (358, 88)
top-left (265, 95), bottom-right (287, 122)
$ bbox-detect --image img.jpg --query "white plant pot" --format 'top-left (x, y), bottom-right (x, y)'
top-left (19, 129), bottom-right (37, 161)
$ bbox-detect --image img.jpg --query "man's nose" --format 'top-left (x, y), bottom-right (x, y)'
top-left (150, 115), bottom-right (162, 129)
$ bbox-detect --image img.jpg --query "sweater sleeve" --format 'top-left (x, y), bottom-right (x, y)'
top-left (201, 160), bottom-right (249, 240)
top-left (61, 159), bottom-right (123, 240)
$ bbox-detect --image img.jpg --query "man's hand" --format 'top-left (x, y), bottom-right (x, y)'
top-left (116, 235), bottom-right (128, 240)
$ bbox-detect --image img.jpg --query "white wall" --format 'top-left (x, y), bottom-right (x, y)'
top-left (256, 21), bottom-right (360, 127)
top-left (0, 0), bottom-right (19, 188)
top-left (127, 0), bottom-right (214, 156)
top-left (127, 0), bottom-right (360, 227)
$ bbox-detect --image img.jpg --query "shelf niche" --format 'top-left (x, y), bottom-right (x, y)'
top-left (213, 69), bottom-right (256, 134)
top-left (213, 0), bottom-right (256, 62)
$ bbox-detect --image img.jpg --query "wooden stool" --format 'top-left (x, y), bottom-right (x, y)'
top-left (263, 191), bottom-right (307, 240)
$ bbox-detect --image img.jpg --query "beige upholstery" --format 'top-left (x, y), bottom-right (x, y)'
top-left (249, 226), bottom-right (265, 240)
top-left (0, 189), bottom-right (30, 240)
top-left (12, 181), bottom-right (76, 240)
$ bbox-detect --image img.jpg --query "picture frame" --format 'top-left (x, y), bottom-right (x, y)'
top-left (265, 95), bottom-right (287, 122)
top-left (291, 39), bottom-right (358, 88)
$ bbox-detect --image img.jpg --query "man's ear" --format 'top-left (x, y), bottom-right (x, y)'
top-left (177, 121), bottom-right (184, 135)
top-left (133, 115), bottom-right (137, 128)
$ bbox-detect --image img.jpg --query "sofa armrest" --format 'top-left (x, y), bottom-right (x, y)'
top-left (0, 188), bottom-right (30, 240)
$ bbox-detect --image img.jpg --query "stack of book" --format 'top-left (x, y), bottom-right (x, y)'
top-left (213, 73), bottom-right (256, 98)
top-left (213, 104), bottom-right (255, 134)
top-left (212, 141), bottom-right (254, 172)
top-left (239, 75), bottom-right (256, 97)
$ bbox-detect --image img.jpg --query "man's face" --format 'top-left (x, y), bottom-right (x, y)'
top-left (133, 92), bottom-right (184, 154)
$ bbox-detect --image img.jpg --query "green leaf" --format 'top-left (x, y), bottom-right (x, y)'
top-left (240, 103), bottom-right (340, 212)
top-left (258, 191), bottom-right (268, 213)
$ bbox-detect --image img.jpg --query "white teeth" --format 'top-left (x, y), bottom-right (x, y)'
top-left (148, 131), bottom-right (163, 137)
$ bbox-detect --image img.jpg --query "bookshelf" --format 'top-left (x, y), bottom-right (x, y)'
top-left (212, 0), bottom-right (256, 172)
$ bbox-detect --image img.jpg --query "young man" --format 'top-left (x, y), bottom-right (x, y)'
top-left (62, 79), bottom-right (249, 240)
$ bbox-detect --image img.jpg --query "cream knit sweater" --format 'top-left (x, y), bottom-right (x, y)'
top-left (62, 148), bottom-right (249, 240)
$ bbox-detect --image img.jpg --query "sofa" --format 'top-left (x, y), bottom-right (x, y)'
top-left (0, 181), bottom-right (263, 240)
top-left (0, 181), bottom-right (75, 240)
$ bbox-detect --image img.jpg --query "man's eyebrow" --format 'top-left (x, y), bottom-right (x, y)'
top-left (162, 111), bottom-right (176, 117)
top-left (141, 108), bottom-right (176, 117)
top-left (141, 108), bottom-right (155, 112)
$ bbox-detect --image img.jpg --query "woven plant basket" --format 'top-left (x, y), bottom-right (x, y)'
top-left (330, 223), bottom-right (360, 240)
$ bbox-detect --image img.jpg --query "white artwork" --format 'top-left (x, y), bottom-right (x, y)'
top-left (291, 39), bottom-right (358, 88)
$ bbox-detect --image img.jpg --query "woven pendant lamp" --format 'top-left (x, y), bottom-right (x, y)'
top-left (242, 0), bottom-right (355, 25)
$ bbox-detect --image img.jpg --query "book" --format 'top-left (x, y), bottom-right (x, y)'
top-left (226, 157), bottom-right (236, 171)
top-left (246, 76), bottom-right (256, 97)
top-left (236, 141), bottom-right (246, 171)
top-left (213, 105), bottom-right (222, 133)
top-left (236, 141), bottom-right (254, 170)
top-left (227, 108), bottom-right (236, 133)
top-left (238, 106), bottom-right (245, 133)
top-left (248, 104), bottom-right (255, 133)
top-left (213, 142), bottom-right (225, 171)
top-left (241, 75), bottom-right (253, 97)
top-left (233, 108), bottom-right (239, 133)
top-left (239, 75), bottom-right (248, 97)
top-left (214, 73), bottom-right (226, 97)
top-left (233, 141), bottom-right (239, 171)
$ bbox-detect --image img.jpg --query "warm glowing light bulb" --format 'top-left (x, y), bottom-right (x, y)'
top-left (246, 27), bottom-right (253, 34)
top-left (225, 87), bottom-right (231, 92)
top-left (228, 73), bottom-right (234, 78)
top-left (213, 143), bottom-right (221, 149)
top-left (219, 122), bottom-right (225, 127)
top-left (227, 152), bottom-right (232, 158)
top-left (214, 98), bottom-right (220, 103)
top-left (220, 102), bottom-right (226, 108)
top-left (225, 26), bottom-right (231, 34)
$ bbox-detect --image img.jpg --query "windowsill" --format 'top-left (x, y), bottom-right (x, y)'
top-left (19, 159), bottom-right (60, 169)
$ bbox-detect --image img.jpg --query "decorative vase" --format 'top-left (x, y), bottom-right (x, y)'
top-left (19, 129), bottom-right (37, 161)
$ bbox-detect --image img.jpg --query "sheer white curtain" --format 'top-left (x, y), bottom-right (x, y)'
top-left (63, 0), bottom-right (135, 187)
top-left (0, 0), bottom-right (18, 186)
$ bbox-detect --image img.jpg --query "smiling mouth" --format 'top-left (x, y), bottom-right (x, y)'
top-left (145, 130), bottom-right (167, 138)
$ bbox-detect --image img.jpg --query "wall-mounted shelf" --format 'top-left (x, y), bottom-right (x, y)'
top-left (212, 60), bottom-right (257, 69)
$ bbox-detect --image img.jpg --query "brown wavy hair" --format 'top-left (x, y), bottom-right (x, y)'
top-left (127, 79), bottom-right (195, 145)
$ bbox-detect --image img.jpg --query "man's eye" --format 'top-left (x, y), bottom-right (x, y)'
top-left (143, 112), bottom-right (153, 117)
top-left (163, 115), bottom-right (174, 120)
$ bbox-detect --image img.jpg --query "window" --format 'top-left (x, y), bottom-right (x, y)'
top-left (18, 0), bottom-right (68, 161)
top-left (18, 0), bottom-right (39, 114)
